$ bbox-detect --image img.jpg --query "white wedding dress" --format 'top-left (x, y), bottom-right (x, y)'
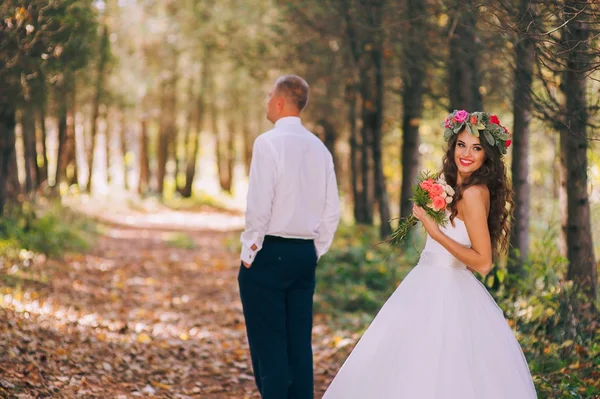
top-left (323, 218), bottom-right (537, 399)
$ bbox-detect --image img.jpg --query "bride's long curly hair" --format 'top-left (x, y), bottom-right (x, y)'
top-left (441, 132), bottom-right (514, 259)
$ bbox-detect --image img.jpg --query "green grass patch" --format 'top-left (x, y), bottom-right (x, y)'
top-left (165, 232), bottom-right (196, 249)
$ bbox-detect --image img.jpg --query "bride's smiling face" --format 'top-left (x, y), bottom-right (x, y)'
top-left (454, 129), bottom-right (485, 176)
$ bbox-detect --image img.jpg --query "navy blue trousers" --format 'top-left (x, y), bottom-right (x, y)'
top-left (238, 236), bottom-right (317, 399)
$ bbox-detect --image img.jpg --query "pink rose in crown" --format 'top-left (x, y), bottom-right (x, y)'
top-left (490, 115), bottom-right (500, 124)
top-left (444, 117), bottom-right (451, 128)
top-left (428, 183), bottom-right (444, 198)
top-left (432, 196), bottom-right (447, 211)
top-left (454, 110), bottom-right (469, 123)
top-left (505, 139), bottom-right (512, 148)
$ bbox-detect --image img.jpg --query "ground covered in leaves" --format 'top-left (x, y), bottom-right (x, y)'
top-left (0, 197), bottom-right (348, 398)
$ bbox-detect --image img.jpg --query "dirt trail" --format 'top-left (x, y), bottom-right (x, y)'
top-left (0, 199), bottom-right (344, 398)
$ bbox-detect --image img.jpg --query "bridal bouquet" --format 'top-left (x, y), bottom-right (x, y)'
top-left (390, 171), bottom-right (455, 246)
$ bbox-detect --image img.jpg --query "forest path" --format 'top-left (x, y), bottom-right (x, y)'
top-left (0, 196), bottom-right (344, 398)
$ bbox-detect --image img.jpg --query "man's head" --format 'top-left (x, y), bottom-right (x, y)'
top-left (266, 75), bottom-right (309, 123)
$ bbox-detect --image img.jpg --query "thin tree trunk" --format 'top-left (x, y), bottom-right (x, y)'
top-left (119, 110), bottom-right (128, 190)
top-left (55, 82), bottom-right (68, 188)
top-left (138, 117), bottom-right (150, 195)
top-left (242, 107), bottom-right (253, 176)
top-left (105, 108), bottom-right (112, 186)
top-left (346, 83), bottom-right (363, 223)
top-left (156, 82), bottom-right (169, 195)
top-left (65, 84), bottom-right (78, 188)
top-left (182, 47), bottom-right (211, 198)
top-left (179, 78), bottom-right (195, 195)
top-left (224, 119), bottom-right (235, 193)
top-left (213, 103), bottom-right (227, 192)
top-left (560, 0), bottom-right (596, 297)
top-left (448, 3), bottom-right (483, 111)
top-left (86, 25), bottom-right (109, 193)
top-left (371, 43), bottom-right (391, 238)
top-left (509, 1), bottom-right (535, 274)
top-left (22, 101), bottom-right (38, 193)
top-left (36, 70), bottom-right (49, 187)
top-left (0, 103), bottom-right (17, 214)
top-left (319, 118), bottom-right (338, 179)
top-left (400, 0), bottom-right (426, 223)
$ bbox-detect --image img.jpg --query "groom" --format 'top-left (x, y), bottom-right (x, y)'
top-left (238, 75), bottom-right (340, 399)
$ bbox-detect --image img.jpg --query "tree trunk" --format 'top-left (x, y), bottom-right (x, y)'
top-left (242, 119), bottom-right (252, 176)
top-left (119, 110), bottom-right (129, 190)
top-left (86, 25), bottom-right (109, 193)
top-left (105, 108), bottom-right (112, 186)
top-left (64, 82), bottom-right (78, 187)
top-left (213, 103), bottom-right (227, 192)
top-left (508, 1), bottom-right (535, 274)
top-left (560, 1), bottom-right (597, 297)
top-left (182, 48), bottom-right (211, 198)
top-left (448, 3), bottom-right (483, 111)
top-left (319, 118), bottom-right (338, 179)
top-left (224, 119), bottom-right (235, 194)
top-left (55, 83), bottom-right (68, 188)
top-left (400, 0), bottom-right (426, 223)
top-left (370, 44), bottom-right (391, 238)
top-left (156, 82), bottom-right (169, 195)
top-left (138, 117), bottom-right (150, 195)
top-left (346, 83), bottom-right (364, 223)
top-left (36, 70), bottom-right (49, 187)
top-left (179, 78), bottom-right (195, 195)
top-left (0, 103), bottom-right (17, 214)
top-left (21, 101), bottom-right (38, 193)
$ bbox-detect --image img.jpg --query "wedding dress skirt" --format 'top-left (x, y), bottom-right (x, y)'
top-left (323, 218), bottom-right (537, 399)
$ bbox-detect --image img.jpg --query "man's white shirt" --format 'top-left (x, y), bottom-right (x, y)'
top-left (240, 116), bottom-right (340, 265)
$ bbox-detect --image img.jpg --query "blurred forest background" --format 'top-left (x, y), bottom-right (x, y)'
top-left (1, 0), bottom-right (599, 398)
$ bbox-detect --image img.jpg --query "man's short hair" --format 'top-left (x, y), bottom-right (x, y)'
top-left (274, 75), bottom-right (310, 111)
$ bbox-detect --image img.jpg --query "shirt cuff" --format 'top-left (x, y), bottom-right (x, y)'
top-left (240, 245), bottom-right (257, 265)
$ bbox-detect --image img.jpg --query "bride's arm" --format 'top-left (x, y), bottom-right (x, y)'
top-left (414, 185), bottom-right (493, 276)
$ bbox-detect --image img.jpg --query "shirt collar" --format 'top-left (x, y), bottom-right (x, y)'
top-left (274, 116), bottom-right (302, 129)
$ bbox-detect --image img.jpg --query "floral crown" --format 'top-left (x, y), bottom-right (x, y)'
top-left (443, 110), bottom-right (512, 155)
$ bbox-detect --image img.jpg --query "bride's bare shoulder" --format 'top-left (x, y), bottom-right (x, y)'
top-left (462, 185), bottom-right (490, 201)
top-left (458, 185), bottom-right (490, 217)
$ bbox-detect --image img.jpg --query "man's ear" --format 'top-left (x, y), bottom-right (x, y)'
top-left (277, 96), bottom-right (285, 111)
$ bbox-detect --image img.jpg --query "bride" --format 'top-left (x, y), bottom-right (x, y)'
top-left (323, 111), bottom-right (537, 399)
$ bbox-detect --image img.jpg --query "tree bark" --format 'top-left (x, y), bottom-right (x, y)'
top-left (213, 103), bottom-right (227, 192)
top-left (119, 110), bottom-right (129, 190)
top-left (156, 81), bottom-right (169, 195)
top-left (560, 0), bottom-right (597, 297)
top-left (224, 119), bottom-right (236, 194)
top-left (55, 82), bottom-right (68, 188)
top-left (370, 43), bottom-right (391, 238)
top-left (65, 85), bottom-right (78, 188)
top-left (346, 83), bottom-right (364, 223)
top-left (509, 1), bottom-right (535, 274)
top-left (36, 70), bottom-right (49, 187)
top-left (21, 100), bottom-right (38, 193)
top-left (86, 25), bottom-right (109, 193)
top-left (319, 118), bottom-right (338, 177)
top-left (138, 117), bottom-right (150, 195)
top-left (182, 47), bottom-right (211, 198)
top-left (399, 0), bottom-right (426, 223)
top-left (105, 108), bottom-right (112, 186)
top-left (0, 104), bottom-right (17, 214)
top-left (448, 3), bottom-right (483, 111)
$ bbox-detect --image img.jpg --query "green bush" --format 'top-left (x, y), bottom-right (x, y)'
top-left (0, 201), bottom-right (93, 258)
